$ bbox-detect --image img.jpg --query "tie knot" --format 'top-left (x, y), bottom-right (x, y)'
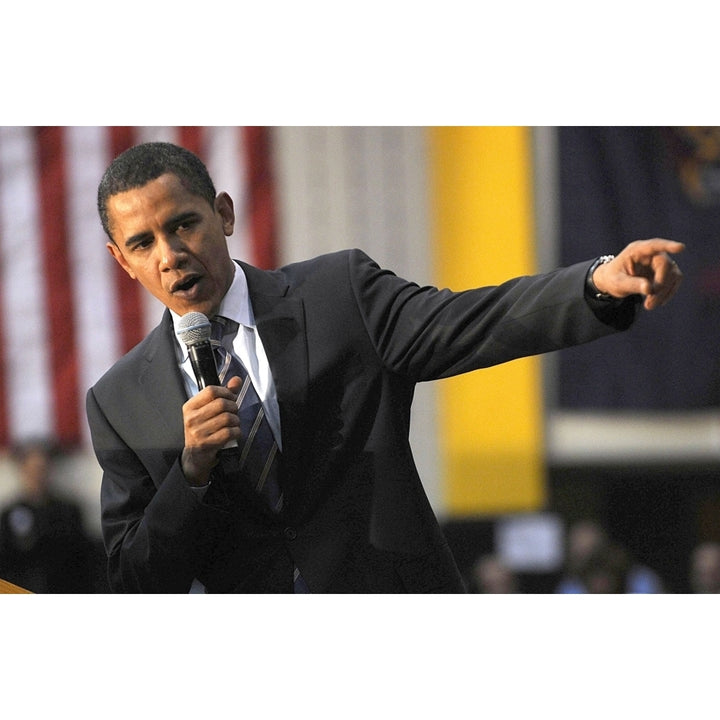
top-left (211, 316), bottom-right (239, 345)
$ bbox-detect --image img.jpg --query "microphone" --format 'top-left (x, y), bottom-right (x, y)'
top-left (178, 311), bottom-right (239, 455)
top-left (176, 311), bottom-right (220, 389)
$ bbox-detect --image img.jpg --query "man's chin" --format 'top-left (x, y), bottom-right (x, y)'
top-left (168, 299), bottom-right (218, 319)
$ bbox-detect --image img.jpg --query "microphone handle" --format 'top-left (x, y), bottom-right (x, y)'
top-left (188, 341), bottom-right (220, 388)
top-left (187, 340), bottom-right (238, 450)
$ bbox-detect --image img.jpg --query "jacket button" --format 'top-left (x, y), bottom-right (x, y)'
top-left (284, 527), bottom-right (297, 540)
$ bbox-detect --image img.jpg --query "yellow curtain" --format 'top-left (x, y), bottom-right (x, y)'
top-left (428, 126), bottom-right (545, 515)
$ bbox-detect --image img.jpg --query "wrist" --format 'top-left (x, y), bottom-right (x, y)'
top-left (586, 255), bottom-right (615, 300)
top-left (181, 448), bottom-right (212, 487)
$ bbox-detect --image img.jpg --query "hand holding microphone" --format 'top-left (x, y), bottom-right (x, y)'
top-left (177, 312), bottom-right (242, 486)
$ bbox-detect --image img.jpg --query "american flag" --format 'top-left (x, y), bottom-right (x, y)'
top-left (0, 126), bottom-right (277, 449)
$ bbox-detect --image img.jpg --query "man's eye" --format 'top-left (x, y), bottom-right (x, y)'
top-left (132, 237), bottom-right (153, 251)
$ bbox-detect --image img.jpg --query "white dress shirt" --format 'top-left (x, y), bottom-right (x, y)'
top-left (170, 262), bottom-right (282, 449)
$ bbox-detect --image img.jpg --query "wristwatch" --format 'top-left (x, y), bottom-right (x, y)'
top-left (586, 254), bottom-right (615, 301)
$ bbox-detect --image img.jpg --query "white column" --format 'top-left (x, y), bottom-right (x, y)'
top-left (271, 127), bottom-right (444, 516)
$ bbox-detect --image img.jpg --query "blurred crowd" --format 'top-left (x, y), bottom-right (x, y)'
top-left (469, 518), bottom-right (720, 595)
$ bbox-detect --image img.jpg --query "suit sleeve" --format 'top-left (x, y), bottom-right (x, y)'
top-left (86, 386), bottom-right (228, 593)
top-left (346, 249), bottom-right (637, 382)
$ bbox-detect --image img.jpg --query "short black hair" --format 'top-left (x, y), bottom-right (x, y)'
top-left (97, 142), bottom-right (217, 241)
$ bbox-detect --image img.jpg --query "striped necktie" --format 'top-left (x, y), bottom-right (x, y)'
top-left (210, 316), bottom-right (283, 512)
top-left (210, 317), bottom-right (310, 593)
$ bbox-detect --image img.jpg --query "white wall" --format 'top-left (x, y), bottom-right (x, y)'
top-left (272, 126), bottom-right (443, 515)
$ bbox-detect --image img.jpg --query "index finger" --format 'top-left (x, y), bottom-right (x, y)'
top-left (632, 238), bottom-right (686, 257)
top-left (185, 383), bottom-right (235, 409)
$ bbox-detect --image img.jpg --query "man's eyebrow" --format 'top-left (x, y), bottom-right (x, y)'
top-left (124, 231), bottom-right (153, 249)
top-left (166, 211), bottom-right (200, 228)
top-left (123, 211), bottom-right (200, 248)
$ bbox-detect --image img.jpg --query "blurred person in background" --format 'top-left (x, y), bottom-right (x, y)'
top-left (0, 438), bottom-right (93, 593)
top-left (556, 519), bottom-right (664, 594)
top-left (469, 553), bottom-right (519, 593)
top-left (689, 541), bottom-right (720, 593)
top-left (576, 541), bottom-right (630, 594)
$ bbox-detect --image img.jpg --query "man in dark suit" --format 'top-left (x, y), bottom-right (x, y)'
top-left (0, 438), bottom-right (94, 593)
top-left (86, 141), bottom-right (684, 593)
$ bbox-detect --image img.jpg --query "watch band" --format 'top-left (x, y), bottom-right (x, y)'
top-left (586, 254), bottom-right (615, 300)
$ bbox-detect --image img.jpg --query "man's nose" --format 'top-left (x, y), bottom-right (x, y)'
top-left (158, 235), bottom-right (185, 270)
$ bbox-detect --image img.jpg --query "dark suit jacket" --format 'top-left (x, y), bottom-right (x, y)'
top-left (86, 249), bottom-right (636, 593)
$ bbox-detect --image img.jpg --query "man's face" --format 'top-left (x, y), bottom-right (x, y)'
top-left (106, 173), bottom-right (236, 318)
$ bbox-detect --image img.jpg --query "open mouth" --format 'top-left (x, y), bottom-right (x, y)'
top-left (172, 275), bottom-right (201, 293)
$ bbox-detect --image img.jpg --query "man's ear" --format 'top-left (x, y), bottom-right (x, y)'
top-left (106, 242), bottom-right (136, 280)
top-left (215, 192), bottom-right (235, 236)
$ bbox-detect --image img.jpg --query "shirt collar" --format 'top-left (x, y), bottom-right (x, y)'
top-left (171, 261), bottom-right (254, 361)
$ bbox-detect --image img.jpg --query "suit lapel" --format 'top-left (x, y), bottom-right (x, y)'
top-left (137, 311), bottom-right (187, 451)
top-left (239, 262), bottom-right (309, 501)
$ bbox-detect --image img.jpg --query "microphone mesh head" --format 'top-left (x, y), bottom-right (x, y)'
top-left (177, 312), bottom-right (211, 346)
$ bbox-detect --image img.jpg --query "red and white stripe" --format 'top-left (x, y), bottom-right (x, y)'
top-left (0, 126), bottom-right (277, 448)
